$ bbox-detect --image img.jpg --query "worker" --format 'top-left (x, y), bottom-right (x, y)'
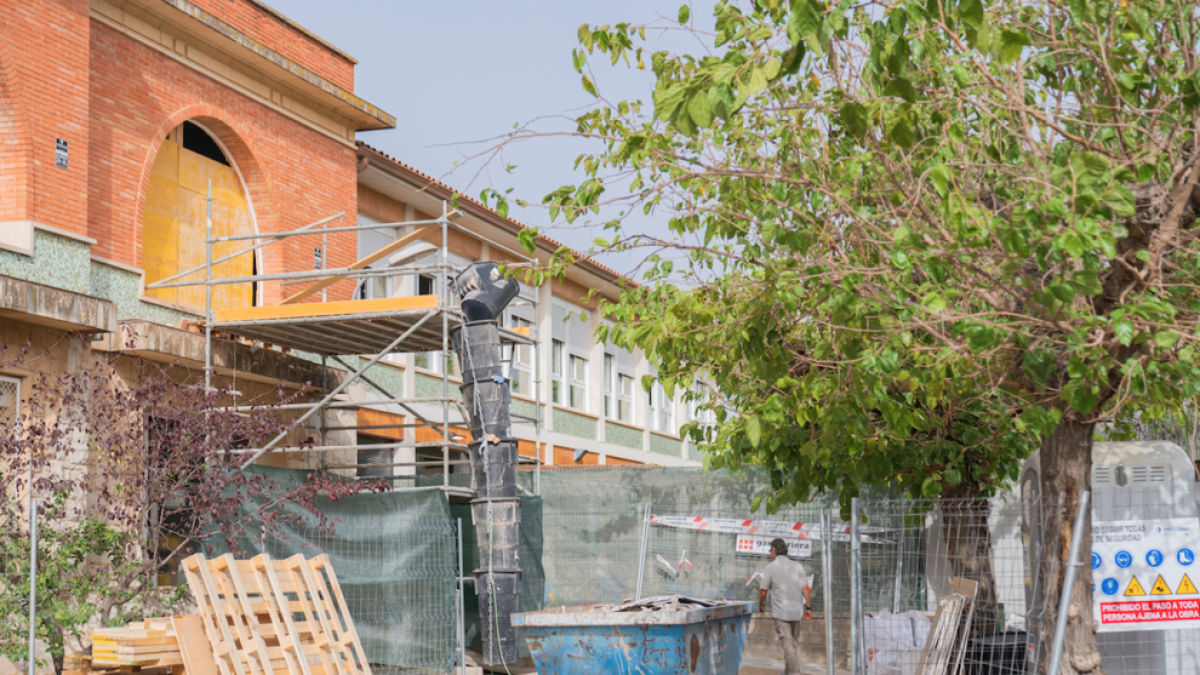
top-left (758, 538), bottom-right (812, 675)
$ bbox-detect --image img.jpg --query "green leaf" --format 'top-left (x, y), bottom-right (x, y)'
top-left (678, 4), bottom-right (690, 24)
top-left (687, 90), bottom-right (714, 128)
top-left (959, 0), bottom-right (984, 29)
top-left (517, 228), bottom-right (539, 254)
top-left (921, 475), bottom-right (943, 498)
top-left (884, 77), bottom-right (917, 103)
top-left (997, 28), bottom-right (1030, 65)
top-left (930, 164), bottom-right (952, 197)
top-left (1155, 331), bottom-right (1181, 350)
top-left (1102, 185), bottom-right (1136, 218)
top-left (496, 198), bottom-right (509, 220)
top-left (746, 67), bottom-right (769, 96)
top-left (922, 292), bottom-right (947, 313)
top-left (572, 49), bottom-right (587, 74)
top-left (581, 75), bottom-right (598, 97)
top-left (788, 0), bottom-right (821, 44)
top-left (840, 102), bottom-right (870, 139)
top-left (887, 115), bottom-right (914, 148)
top-left (944, 468), bottom-right (963, 487)
top-left (746, 415), bottom-right (763, 448)
top-left (1114, 320), bottom-right (1135, 346)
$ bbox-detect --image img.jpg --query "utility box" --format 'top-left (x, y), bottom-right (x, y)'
top-left (1020, 441), bottom-right (1200, 675)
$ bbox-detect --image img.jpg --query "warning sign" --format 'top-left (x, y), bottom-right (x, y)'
top-left (1179, 574), bottom-right (1198, 595)
top-left (1125, 577), bottom-right (1145, 596)
top-left (1093, 517), bottom-right (1200, 632)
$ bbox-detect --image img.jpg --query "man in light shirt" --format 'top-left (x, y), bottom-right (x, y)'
top-left (759, 538), bottom-right (812, 675)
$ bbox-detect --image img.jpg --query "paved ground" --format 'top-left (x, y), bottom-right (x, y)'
top-left (739, 656), bottom-right (831, 675)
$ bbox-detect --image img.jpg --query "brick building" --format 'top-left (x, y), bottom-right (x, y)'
top-left (0, 0), bottom-right (703, 478)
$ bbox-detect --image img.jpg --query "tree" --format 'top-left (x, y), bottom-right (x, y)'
top-left (0, 337), bottom-right (384, 672)
top-left (474, 1), bottom-right (1200, 671)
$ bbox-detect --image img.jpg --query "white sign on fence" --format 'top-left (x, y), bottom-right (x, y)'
top-left (1092, 517), bottom-right (1200, 632)
top-left (736, 534), bottom-right (812, 558)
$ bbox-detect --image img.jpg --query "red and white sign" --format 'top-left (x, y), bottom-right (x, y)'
top-left (650, 514), bottom-right (893, 543)
top-left (736, 534), bottom-right (812, 558)
top-left (1092, 517), bottom-right (1200, 633)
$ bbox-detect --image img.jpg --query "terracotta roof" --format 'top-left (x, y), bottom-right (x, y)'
top-left (356, 142), bottom-right (632, 287)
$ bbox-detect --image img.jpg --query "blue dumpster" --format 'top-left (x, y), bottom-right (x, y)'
top-left (512, 600), bottom-right (754, 675)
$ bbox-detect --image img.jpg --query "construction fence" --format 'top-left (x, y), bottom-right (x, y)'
top-left (5, 465), bottom-right (1200, 675)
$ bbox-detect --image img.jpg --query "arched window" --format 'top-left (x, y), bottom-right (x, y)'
top-left (143, 121), bottom-right (255, 312)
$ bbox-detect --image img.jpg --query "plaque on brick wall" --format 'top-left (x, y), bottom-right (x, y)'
top-left (55, 138), bottom-right (68, 169)
top-left (314, 247), bottom-right (323, 270)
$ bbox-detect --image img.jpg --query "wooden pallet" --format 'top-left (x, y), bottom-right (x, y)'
top-left (182, 553), bottom-right (371, 675)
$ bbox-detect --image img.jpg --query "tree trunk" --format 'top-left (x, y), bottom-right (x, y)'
top-left (1036, 416), bottom-right (1106, 675)
top-left (941, 488), bottom-right (1001, 636)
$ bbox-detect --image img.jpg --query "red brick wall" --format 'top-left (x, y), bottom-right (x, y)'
top-left (87, 21), bottom-right (358, 303)
top-left (0, 0), bottom-right (91, 235)
top-left (190, 0), bottom-right (355, 90)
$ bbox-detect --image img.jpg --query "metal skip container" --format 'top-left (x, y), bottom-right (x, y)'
top-left (511, 600), bottom-right (754, 675)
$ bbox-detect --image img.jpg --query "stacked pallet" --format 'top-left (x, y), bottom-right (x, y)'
top-left (91, 619), bottom-right (182, 669)
top-left (66, 616), bottom-right (218, 675)
top-left (182, 552), bottom-right (371, 675)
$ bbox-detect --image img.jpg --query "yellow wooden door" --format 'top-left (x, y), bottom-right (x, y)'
top-left (143, 138), bottom-right (253, 312)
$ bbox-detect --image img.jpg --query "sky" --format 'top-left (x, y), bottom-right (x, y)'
top-left (270, 0), bottom-right (714, 277)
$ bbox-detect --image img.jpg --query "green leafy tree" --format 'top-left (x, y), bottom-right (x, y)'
top-left (474, 0), bottom-right (1200, 671)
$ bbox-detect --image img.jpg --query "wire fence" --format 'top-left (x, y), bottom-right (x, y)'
top-left (627, 485), bottom-right (1200, 675)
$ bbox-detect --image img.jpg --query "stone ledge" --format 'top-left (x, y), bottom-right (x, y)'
top-left (92, 319), bottom-right (346, 389)
top-left (0, 274), bottom-right (117, 333)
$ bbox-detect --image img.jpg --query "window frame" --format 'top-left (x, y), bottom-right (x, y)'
top-left (551, 339), bottom-right (565, 405)
top-left (568, 354), bottom-right (588, 412)
top-left (0, 374), bottom-right (21, 429)
top-left (649, 379), bottom-right (675, 434)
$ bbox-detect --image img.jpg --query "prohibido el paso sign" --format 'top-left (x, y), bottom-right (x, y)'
top-left (1092, 517), bottom-right (1200, 632)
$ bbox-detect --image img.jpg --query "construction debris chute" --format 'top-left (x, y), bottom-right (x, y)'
top-left (450, 262), bottom-right (522, 666)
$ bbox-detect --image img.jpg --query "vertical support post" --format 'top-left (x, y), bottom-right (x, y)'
top-left (1047, 491), bottom-right (1090, 675)
top-left (26, 497), bottom-right (37, 675)
top-left (457, 517), bottom-right (466, 675)
top-left (821, 509), bottom-right (835, 675)
top-left (892, 512), bottom-right (905, 614)
top-left (441, 201), bottom-right (450, 488)
top-left (850, 498), bottom-right (862, 675)
top-left (205, 180), bottom-right (213, 395)
top-left (533, 292), bottom-right (541, 496)
top-left (319, 354), bottom-right (328, 471)
top-left (635, 503), bottom-right (651, 601)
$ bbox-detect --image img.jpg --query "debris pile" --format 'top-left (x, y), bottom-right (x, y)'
top-left (599, 595), bottom-right (725, 613)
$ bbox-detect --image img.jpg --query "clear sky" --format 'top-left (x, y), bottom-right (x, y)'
top-left (270, 0), bottom-right (712, 277)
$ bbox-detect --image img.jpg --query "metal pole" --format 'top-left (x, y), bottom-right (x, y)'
top-left (850, 498), bottom-right (862, 675)
top-left (892, 521), bottom-right (905, 614)
top-left (205, 180), bottom-right (213, 395)
top-left (26, 498), bottom-right (37, 675)
top-left (635, 503), bottom-right (651, 601)
top-left (821, 509), bottom-right (835, 675)
top-left (441, 201), bottom-right (450, 488)
top-left (457, 517), bottom-right (466, 675)
top-left (1047, 491), bottom-right (1090, 675)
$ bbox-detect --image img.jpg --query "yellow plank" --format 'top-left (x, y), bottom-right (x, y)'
top-left (280, 226), bottom-right (436, 305)
top-left (215, 295), bottom-right (438, 323)
top-left (143, 141), bottom-right (181, 305)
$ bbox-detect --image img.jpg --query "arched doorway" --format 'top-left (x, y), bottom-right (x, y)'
top-left (143, 121), bottom-right (255, 312)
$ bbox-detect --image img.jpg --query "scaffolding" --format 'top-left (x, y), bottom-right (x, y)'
top-left (146, 184), bottom-right (543, 498)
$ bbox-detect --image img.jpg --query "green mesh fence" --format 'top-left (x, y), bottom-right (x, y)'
top-left (210, 467), bottom-right (460, 675)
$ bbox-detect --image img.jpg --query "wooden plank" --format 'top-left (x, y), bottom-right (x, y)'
top-left (280, 226), bottom-right (436, 305)
top-left (213, 553), bottom-right (272, 675)
top-left (186, 554), bottom-right (246, 675)
top-left (310, 556), bottom-right (370, 675)
top-left (252, 554), bottom-right (310, 675)
top-left (215, 295), bottom-right (437, 324)
top-left (172, 615), bottom-right (221, 675)
top-left (285, 555), bottom-right (342, 675)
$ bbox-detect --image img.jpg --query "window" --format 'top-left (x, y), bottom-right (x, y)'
top-left (569, 355), bottom-right (588, 411)
top-left (649, 380), bottom-right (674, 434)
top-left (509, 315), bottom-right (534, 396)
top-left (551, 339), bottom-right (564, 404)
top-left (618, 374), bottom-right (634, 423)
top-left (414, 275), bottom-right (453, 372)
top-left (604, 354), bottom-right (614, 417)
top-left (0, 375), bottom-right (20, 430)
top-left (355, 214), bottom-right (395, 301)
top-left (605, 356), bottom-right (635, 424)
top-left (418, 275), bottom-right (436, 296)
top-left (688, 382), bottom-right (715, 425)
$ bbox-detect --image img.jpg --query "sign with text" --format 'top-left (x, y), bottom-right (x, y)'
top-left (736, 534), bottom-right (812, 558)
top-left (1092, 517), bottom-right (1200, 632)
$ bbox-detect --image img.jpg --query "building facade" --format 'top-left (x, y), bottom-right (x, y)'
top-left (0, 0), bottom-right (702, 477)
